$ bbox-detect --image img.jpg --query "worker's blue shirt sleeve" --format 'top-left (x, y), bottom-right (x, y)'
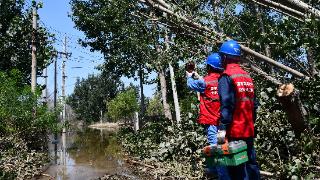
top-left (187, 77), bottom-right (206, 93)
top-left (218, 75), bottom-right (235, 125)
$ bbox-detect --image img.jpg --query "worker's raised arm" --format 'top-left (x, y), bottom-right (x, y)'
top-left (185, 61), bottom-right (205, 93)
top-left (186, 73), bottom-right (205, 93)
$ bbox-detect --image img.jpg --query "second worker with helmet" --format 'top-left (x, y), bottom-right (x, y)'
top-left (218, 40), bottom-right (261, 180)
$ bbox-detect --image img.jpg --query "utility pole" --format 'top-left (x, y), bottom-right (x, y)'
top-left (61, 37), bottom-right (69, 165)
top-left (54, 52), bottom-right (58, 113)
top-left (62, 36), bottom-right (67, 133)
top-left (53, 51), bottom-right (58, 158)
top-left (42, 67), bottom-right (48, 106)
top-left (31, 1), bottom-right (37, 93)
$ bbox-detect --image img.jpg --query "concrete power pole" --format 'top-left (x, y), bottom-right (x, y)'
top-left (42, 67), bottom-right (48, 106)
top-left (31, 1), bottom-right (37, 92)
top-left (53, 51), bottom-right (58, 156)
top-left (62, 36), bottom-right (67, 133)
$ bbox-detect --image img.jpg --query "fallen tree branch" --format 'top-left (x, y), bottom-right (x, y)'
top-left (249, 63), bottom-right (282, 85)
top-left (125, 159), bottom-right (156, 169)
top-left (260, 170), bottom-right (274, 176)
top-left (138, 0), bottom-right (309, 80)
top-left (253, 0), bottom-right (305, 19)
top-left (283, 0), bottom-right (320, 18)
top-left (252, 0), bottom-right (304, 21)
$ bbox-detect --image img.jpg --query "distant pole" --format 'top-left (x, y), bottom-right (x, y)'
top-left (54, 53), bottom-right (58, 111)
top-left (100, 110), bottom-right (103, 124)
top-left (31, 1), bottom-right (37, 93)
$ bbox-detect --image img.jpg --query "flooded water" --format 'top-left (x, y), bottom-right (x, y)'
top-left (39, 127), bottom-right (136, 180)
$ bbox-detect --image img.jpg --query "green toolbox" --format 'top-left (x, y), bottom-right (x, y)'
top-left (203, 140), bottom-right (248, 166)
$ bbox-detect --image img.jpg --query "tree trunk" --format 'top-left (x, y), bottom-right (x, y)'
top-left (254, 4), bottom-right (275, 75)
top-left (307, 47), bottom-right (317, 77)
top-left (283, 0), bottom-right (320, 18)
top-left (169, 62), bottom-right (181, 123)
top-left (139, 65), bottom-right (145, 128)
top-left (249, 64), bottom-right (281, 85)
top-left (211, 0), bottom-right (222, 32)
top-left (277, 83), bottom-right (307, 137)
top-left (253, 0), bottom-right (305, 20)
top-left (158, 66), bottom-right (173, 120)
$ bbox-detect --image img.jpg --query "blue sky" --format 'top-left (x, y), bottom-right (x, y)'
top-left (36, 0), bottom-right (156, 99)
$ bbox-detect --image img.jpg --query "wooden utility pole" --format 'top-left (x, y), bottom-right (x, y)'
top-left (31, 1), bottom-right (37, 92)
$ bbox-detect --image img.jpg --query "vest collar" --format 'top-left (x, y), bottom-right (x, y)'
top-left (226, 63), bottom-right (240, 69)
top-left (207, 72), bottom-right (220, 77)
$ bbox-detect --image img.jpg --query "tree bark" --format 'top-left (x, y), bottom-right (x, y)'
top-left (139, 65), bottom-right (145, 127)
top-left (277, 83), bottom-right (307, 137)
top-left (283, 0), bottom-right (320, 18)
top-left (249, 64), bottom-right (281, 85)
top-left (307, 47), bottom-right (317, 77)
top-left (253, 0), bottom-right (305, 19)
top-left (158, 66), bottom-right (173, 120)
top-left (254, 4), bottom-right (275, 75)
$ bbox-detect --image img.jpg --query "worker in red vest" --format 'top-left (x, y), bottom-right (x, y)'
top-left (218, 40), bottom-right (260, 180)
top-left (186, 53), bottom-right (230, 179)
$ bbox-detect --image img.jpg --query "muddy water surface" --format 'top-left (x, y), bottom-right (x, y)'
top-left (39, 128), bottom-right (136, 180)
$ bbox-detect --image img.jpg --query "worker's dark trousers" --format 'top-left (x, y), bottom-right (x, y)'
top-left (228, 138), bottom-right (261, 180)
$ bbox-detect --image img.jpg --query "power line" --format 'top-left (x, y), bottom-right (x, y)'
top-left (39, 20), bottom-right (84, 39)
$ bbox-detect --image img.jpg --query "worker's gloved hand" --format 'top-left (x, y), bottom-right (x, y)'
top-left (217, 129), bottom-right (226, 144)
top-left (192, 71), bottom-right (200, 80)
top-left (186, 71), bottom-right (194, 78)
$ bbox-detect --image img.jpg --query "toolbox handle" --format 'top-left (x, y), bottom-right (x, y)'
top-left (222, 138), bottom-right (230, 155)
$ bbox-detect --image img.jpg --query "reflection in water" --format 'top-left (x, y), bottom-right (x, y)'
top-left (40, 128), bottom-right (132, 180)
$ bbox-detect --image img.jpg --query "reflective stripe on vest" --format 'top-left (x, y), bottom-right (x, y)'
top-left (229, 74), bottom-right (251, 79)
top-left (205, 80), bottom-right (218, 85)
top-left (237, 97), bottom-right (254, 102)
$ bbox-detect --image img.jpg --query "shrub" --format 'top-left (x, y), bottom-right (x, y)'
top-left (0, 70), bottom-right (58, 179)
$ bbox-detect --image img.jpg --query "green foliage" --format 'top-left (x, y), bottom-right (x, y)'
top-left (70, 0), bottom-right (155, 79)
top-left (0, 70), bottom-right (57, 148)
top-left (0, 136), bottom-right (49, 179)
top-left (119, 115), bottom-right (207, 177)
top-left (107, 88), bottom-right (139, 122)
top-left (253, 75), bottom-right (320, 179)
top-left (67, 73), bottom-right (122, 123)
top-left (0, 70), bottom-right (57, 179)
top-left (146, 94), bottom-right (164, 117)
top-left (70, 0), bottom-right (320, 178)
top-left (0, 0), bottom-right (54, 84)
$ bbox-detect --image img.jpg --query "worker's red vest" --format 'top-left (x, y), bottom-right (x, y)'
top-left (198, 73), bottom-right (221, 125)
top-left (224, 63), bottom-right (255, 138)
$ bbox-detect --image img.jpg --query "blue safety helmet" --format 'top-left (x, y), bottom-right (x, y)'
top-left (206, 53), bottom-right (223, 71)
top-left (219, 40), bottom-right (241, 56)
